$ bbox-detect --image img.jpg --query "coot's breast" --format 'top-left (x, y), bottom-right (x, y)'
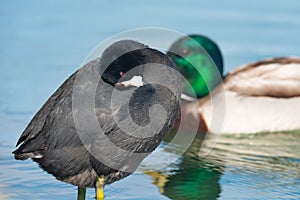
top-left (91, 82), bottom-right (180, 184)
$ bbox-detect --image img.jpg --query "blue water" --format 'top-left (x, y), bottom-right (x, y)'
top-left (1, 0), bottom-right (300, 199)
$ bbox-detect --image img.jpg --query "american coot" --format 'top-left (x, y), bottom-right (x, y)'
top-left (13, 40), bottom-right (181, 200)
top-left (168, 35), bottom-right (300, 134)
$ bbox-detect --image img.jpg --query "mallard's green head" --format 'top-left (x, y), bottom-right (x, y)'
top-left (167, 35), bottom-right (223, 98)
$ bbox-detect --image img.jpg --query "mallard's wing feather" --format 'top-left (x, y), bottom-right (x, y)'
top-left (224, 57), bottom-right (300, 97)
top-left (199, 57), bottom-right (300, 134)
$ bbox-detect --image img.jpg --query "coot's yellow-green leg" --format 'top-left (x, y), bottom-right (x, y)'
top-left (96, 176), bottom-right (105, 200)
top-left (77, 187), bottom-right (86, 200)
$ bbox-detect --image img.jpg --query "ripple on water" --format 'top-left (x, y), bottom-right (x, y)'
top-left (1, 132), bottom-right (300, 199)
top-left (212, 133), bottom-right (300, 200)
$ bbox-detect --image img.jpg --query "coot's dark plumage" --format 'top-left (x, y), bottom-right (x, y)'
top-left (13, 40), bottom-right (181, 199)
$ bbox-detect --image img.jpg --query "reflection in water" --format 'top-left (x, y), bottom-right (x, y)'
top-left (145, 132), bottom-right (223, 199)
top-left (1, 130), bottom-right (300, 199)
top-left (146, 131), bottom-right (300, 200)
top-left (212, 132), bottom-right (300, 199)
top-left (162, 135), bottom-right (222, 200)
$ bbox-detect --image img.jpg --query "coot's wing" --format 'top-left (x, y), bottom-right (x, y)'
top-left (15, 74), bottom-right (75, 147)
top-left (15, 59), bottom-right (100, 147)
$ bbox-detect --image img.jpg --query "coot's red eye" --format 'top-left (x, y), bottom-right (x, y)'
top-left (120, 72), bottom-right (125, 77)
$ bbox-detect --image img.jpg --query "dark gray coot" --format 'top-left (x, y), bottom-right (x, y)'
top-left (13, 40), bottom-right (181, 199)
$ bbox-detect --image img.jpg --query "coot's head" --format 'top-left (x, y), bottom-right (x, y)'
top-left (167, 35), bottom-right (223, 98)
top-left (99, 40), bottom-right (180, 94)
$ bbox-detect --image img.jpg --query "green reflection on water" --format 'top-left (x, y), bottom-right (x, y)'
top-left (146, 131), bottom-right (300, 200)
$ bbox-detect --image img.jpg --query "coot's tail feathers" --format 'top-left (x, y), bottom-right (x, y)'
top-left (12, 148), bottom-right (43, 160)
top-left (13, 139), bottom-right (45, 160)
top-left (13, 150), bottom-right (43, 160)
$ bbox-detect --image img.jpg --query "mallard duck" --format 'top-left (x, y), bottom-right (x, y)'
top-left (13, 40), bottom-right (181, 200)
top-left (168, 35), bottom-right (300, 134)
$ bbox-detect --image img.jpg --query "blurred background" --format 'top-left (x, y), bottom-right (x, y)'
top-left (1, 0), bottom-right (300, 199)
